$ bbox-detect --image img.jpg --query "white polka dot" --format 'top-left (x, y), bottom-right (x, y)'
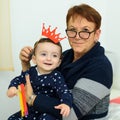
top-left (54, 79), bottom-right (56, 82)
top-left (45, 91), bottom-right (47, 93)
top-left (33, 117), bottom-right (36, 120)
top-left (37, 86), bottom-right (40, 89)
top-left (55, 73), bottom-right (57, 75)
top-left (48, 83), bottom-right (50, 86)
top-left (43, 113), bottom-right (46, 116)
top-left (44, 76), bottom-right (47, 79)
top-left (50, 90), bottom-right (53, 92)
top-left (35, 111), bottom-right (38, 114)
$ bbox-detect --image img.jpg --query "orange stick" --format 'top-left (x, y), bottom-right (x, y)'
top-left (20, 84), bottom-right (28, 116)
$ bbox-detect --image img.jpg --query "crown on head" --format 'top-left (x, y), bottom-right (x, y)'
top-left (42, 23), bottom-right (66, 43)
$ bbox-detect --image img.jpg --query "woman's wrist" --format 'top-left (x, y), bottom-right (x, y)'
top-left (28, 93), bottom-right (36, 106)
top-left (21, 61), bottom-right (30, 72)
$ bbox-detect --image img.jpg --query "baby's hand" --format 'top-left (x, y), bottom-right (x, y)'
top-left (7, 86), bottom-right (18, 98)
top-left (55, 103), bottom-right (70, 117)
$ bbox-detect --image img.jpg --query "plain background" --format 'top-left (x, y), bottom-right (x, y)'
top-left (0, 0), bottom-right (120, 119)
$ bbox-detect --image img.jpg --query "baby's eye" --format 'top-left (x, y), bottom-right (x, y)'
top-left (53, 54), bottom-right (58, 58)
top-left (40, 53), bottom-right (47, 56)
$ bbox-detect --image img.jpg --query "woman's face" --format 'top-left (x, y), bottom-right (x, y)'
top-left (67, 16), bottom-right (101, 57)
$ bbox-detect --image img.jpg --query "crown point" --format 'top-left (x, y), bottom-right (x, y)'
top-left (42, 23), bottom-right (66, 43)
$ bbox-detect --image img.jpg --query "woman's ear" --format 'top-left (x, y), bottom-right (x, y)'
top-left (95, 29), bottom-right (101, 41)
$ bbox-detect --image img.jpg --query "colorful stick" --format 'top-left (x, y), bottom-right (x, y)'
top-left (18, 83), bottom-right (28, 117)
top-left (18, 85), bottom-right (24, 117)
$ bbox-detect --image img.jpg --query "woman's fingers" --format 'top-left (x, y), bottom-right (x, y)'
top-left (25, 73), bottom-right (33, 94)
top-left (25, 73), bottom-right (31, 86)
top-left (25, 74), bottom-right (33, 102)
top-left (19, 46), bottom-right (33, 62)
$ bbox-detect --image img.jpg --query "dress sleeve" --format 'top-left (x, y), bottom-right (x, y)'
top-left (8, 71), bottom-right (28, 88)
top-left (53, 73), bottom-right (73, 108)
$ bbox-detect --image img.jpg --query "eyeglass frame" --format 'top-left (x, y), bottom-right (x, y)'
top-left (65, 29), bottom-right (96, 40)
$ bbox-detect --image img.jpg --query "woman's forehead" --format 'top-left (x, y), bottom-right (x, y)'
top-left (68, 16), bottom-right (95, 29)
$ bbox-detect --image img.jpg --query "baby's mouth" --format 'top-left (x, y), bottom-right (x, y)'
top-left (44, 63), bottom-right (52, 65)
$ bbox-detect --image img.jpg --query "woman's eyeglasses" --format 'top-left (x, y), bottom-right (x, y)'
top-left (65, 29), bottom-right (95, 40)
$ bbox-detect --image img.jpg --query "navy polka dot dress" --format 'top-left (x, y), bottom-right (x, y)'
top-left (8, 66), bottom-right (72, 120)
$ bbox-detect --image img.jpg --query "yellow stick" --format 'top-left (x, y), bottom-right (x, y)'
top-left (18, 85), bottom-right (24, 117)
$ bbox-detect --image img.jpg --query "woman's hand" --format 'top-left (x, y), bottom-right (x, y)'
top-left (25, 74), bottom-right (36, 106)
top-left (55, 103), bottom-right (70, 117)
top-left (19, 46), bottom-right (33, 71)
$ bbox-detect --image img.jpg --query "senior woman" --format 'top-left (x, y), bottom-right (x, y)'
top-left (17, 3), bottom-right (112, 120)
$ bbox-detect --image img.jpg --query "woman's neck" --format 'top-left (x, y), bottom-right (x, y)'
top-left (73, 52), bottom-right (84, 62)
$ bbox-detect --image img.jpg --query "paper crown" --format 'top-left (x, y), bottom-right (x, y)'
top-left (42, 23), bottom-right (66, 43)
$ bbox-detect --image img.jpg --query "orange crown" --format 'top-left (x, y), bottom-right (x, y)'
top-left (42, 23), bottom-right (66, 43)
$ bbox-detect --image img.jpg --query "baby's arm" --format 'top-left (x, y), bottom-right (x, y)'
top-left (7, 71), bottom-right (27, 98)
top-left (55, 103), bottom-right (70, 117)
top-left (7, 86), bottom-right (18, 98)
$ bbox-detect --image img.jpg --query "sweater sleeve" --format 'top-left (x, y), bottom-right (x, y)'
top-left (72, 77), bottom-right (110, 119)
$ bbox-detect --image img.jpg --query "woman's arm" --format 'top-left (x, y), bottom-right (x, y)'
top-left (72, 77), bottom-right (110, 119)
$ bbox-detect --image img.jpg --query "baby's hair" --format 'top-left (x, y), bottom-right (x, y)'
top-left (33, 38), bottom-right (62, 58)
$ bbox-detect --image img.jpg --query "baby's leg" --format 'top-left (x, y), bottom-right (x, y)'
top-left (38, 113), bottom-right (60, 120)
top-left (7, 110), bottom-right (34, 120)
top-left (7, 111), bottom-right (26, 120)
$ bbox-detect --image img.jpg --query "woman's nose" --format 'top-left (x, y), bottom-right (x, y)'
top-left (75, 32), bottom-right (81, 40)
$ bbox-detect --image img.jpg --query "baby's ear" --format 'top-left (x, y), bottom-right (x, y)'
top-left (57, 59), bottom-right (62, 67)
top-left (31, 55), bottom-right (36, 64)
